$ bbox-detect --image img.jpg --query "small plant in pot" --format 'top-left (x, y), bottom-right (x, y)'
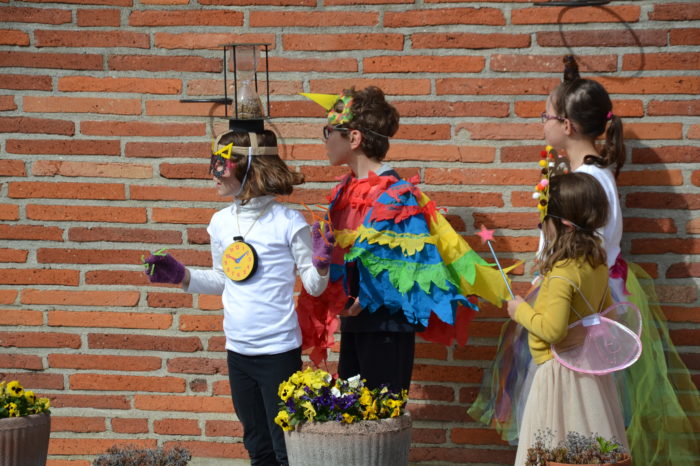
top-left (526, 429), bottom-right (631, 466)
top-left (0, 380), bottom-right (52, 466)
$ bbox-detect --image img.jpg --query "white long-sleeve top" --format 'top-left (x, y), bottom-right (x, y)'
top-left (186, 195), bottom-right (328, 355)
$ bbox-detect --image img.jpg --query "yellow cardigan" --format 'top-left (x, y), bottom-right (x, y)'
top-left (514, 259), bottom-right (612, 364)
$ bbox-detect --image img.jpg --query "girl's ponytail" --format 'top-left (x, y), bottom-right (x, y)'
top-left (600, 115), bottom-right (625, 178)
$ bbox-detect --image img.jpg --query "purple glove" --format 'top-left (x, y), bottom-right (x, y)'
top-left (311, 221), bottom-right (335, 269)
top-left (143, 252), bottom-right (185, 284)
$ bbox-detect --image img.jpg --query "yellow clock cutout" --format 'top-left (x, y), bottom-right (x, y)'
top-left (222, 239), bottom-right (258, 282)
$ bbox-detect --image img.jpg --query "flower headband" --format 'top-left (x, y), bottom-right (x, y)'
top-left (533, 145), bottom-right (571, 223)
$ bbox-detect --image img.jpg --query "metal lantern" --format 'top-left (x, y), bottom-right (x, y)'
top-left (181, 42), bottom-right (271, 133)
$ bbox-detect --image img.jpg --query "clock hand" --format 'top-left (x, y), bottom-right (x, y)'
top-left (225, 254), bottom-right (238, 260)
top-left (234, 251), bottom-right (249, 263)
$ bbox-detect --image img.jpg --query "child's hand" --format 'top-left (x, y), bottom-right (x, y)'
top-left (142, 251), bottom-right (186, 284)
top-left (340, 297), bottom-right (362, 317)
top-left (507, 296), bottom-right (525, 320)
top-left (311, 221), bottom-right (335, 270)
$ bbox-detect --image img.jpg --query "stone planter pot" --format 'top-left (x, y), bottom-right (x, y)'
top-left (0, 413), bottom-right (51, 466)
top-left (284, 414), bottom-right (412, 466)
top-left (548, 455), bottom-right (632, 466)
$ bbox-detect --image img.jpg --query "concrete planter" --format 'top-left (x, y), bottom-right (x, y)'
top-left (0, 413), bottom-right (51, 466)
top-left (547, 456), bottom-right (632, 466)
top-left (284, 414), bottom-right (411, 466)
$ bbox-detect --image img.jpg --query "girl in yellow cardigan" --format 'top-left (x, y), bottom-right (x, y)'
top-left (507, 172), bottom-right (629, 465)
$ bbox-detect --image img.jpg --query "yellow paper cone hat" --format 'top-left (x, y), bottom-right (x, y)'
top-left (300, 93), bottom-right (340, 111)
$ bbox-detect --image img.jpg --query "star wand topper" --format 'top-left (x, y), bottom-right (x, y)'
top-left (477, 225), bottom-right (515, 300)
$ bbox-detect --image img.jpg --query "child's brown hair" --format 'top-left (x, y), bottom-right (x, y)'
top-left (334, 86), bottom-right (399, 161)
top-left (538, 172), bottom-right (609, 275)
top-left (213, 130), bottom-right (304, 205)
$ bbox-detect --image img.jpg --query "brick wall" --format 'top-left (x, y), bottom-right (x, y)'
top-left (1, 0), bottom-right (698, 464)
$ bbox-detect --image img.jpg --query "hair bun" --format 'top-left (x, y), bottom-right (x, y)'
top-left (563, 55), bottom-right (581, 82)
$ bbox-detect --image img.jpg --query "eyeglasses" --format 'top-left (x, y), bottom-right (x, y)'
top-left (541, 112), bottom-right (567, 124)
top-left (323, 125), bottom-right (350, 140)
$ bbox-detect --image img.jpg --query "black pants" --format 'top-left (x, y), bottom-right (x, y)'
top-left (338, 331), bottom-right (415, 392)
top-left (227, 347), bottom-right (302, 466)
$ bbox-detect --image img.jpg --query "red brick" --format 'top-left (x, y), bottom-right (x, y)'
top-left (632, 145), bottom-right (700, 163)
top-left (33, 160), bottom-right (152, 179)
top-left (686, 218), bottom-right (700, 234)
top-left (186, 79), bottom-right (300, 98)
top-left (413, 363), bottom-right (481, 384)
top-left (0, 30), bottom-right (29, 46)
top-left (649, 2), bottom-right (700, 20)
top-left (48, 394), bottom-right (130, 410)
top-left (26, 204), bottom-right (147, 223)
top-left (159, 164), bottom-right (209, 181)
top-left (453, 344), bottom-right (498, 362)
top-left (407, 384), bottom-right (454, 402)
top-left (69, 226), bottom-right (181, 244)
top-left (425, 168), bottom-right (537, 186)
top-left (626, 193), bottom-right (700, 210)
top-left (408, 402), bottom-right (471, 422)
top-left (49, 438), bottom-right (155, 456)
top-left (538, 29), bottom-right (666, 47)
top-left (364, 55), bottom-right (484, 74)
top-left (251, 10), bottom-right (376, 26)
top-left (0, 269), bottom-right (79, 286)
top-left (412, 427), bottom-right (446, 444)
top-left (631, 238), bottom-right (700, 255)
top-left (513, 5), bottom-right (640, 24)
top-left (9, 181), bottom-right (125, 200)
top-left (415, 342), bottom-right (448, 361)
top-left (24, 96), bottom-right (141, 115)
top-left (0, 95), bottom-right (17, 110)
top-left (623, 217), bottom-right (677, 234)
top-left (154, 32), bottom-right (275, 50)
top-left (147, 292), bottom-right (193, 309)
top-left (0, 6), bottom-right (72, 24)
top-left (385, 8), bottom-right (504, 27)
top-left (81, 120), bottom-right (205, 137)
top-left (315, 78), bottom-right (434, 96)
top-left (167, 357), bottom-right (227, 375)
top-left (198, 295), bottom-right (222, 311)
top-left (0, 51), bottom-right (103, 70)
top-left (49, 353), bottom-right (162, 372)
top-left (617, 169), bottom-right (683, 186)
top-left (85, 270), bottom-right (151, 286)
top-left (452, 427), bottom-right (509, 446)
top-left (457, 122), bottom-right (541, 140)
top-left (647, 99), bottom-right (700, 116)
top-left (623, 52), bottom-right (700, 71)
top-left (0, 117), bottom-right (75, 135)
top-left (7, 139), bottom-right (121, 156)
top-left (0, 159), bottom-right (26, 176)
top-left (36, 30), bottom-right (149, 48)
top-left (690, 125), bottom-right (700, 140)
top-left (70, 373), bottom-right (186, 392)
top-left (491, 54), bottom-right (617, 72)
top-left (179, 315), bottom-right (222, 332)
top-left (59, 76), bottom-right (182, 94)
top-left (326, 0), bottom-right (410, 4)
top-left (0, 331), bottom-right (81, 349)
top-left (663, 306), bottom-right (700, 323)
top-left (0, 248), bottom-right (28, 263)
top-left (0, 74), bottom-right (51, 91)
top-left (396, 100), bottom-right (507, 118)
top-left (656, 286), bottom-right (697, 305)
top-left (438, 77), bottom-right (556, 96)
top-left (205, 420), bottom-right (244, 437)
top-left (426, 191), bottom-right (504, 208)
top-left (412, 32), bottom-right (530, 49)
top-left (89, 333), bottom-right (203, 352)
top-left (472, 212), bottom-right (538, 231)
top-left (154, 418), bottom-right (201, 435)
top-left (667, 263), bottom-right (700, 279)
top-left (52, 416), bottom-right (105, 433)
top-left (130, 9), bottom-right (242, 26)
top-left (38, 248), bottom-right (144, 265)
top-left (0, 204), bottom-right (20, 221)
top-left (391, 144), bottom-right (496, 163)
top-left (22, 289), bottom-right (140, 307)
top-left (0, 309), bottom-right (43, 326)
top-left (112, 418), bottom-right (149, 434)
top-left (625, 123), bottom-right (683, 140)
top-left (77, 8), bottom-right (121, 27)
top-left (135, 394), bottom-right (232, 413)
top-left (109, 54), bottom-right (221, 72)
top-left (1, 372), bottom-right (64, 390)
top-left (131, 185), bottom-right (219, 202)
top-left (670, 28), bottom-right (700, 45)
top-left (284, 33), bottom-right (403, 51)
top-left (267, 56), bottom-right (357, 72)
top-left (125, 141), bottom-right (209, 159)
top-left (162, 440), bottom-right (246, 459)
top-left (0, 353), bottom-right (43, 370)
top-left (49, 310), bottom-right (172, 330)
top-left (152, 207), bottom-right (217, 225)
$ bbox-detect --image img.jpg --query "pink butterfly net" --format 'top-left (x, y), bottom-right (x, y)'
top-left (552, 301), bottom-right (642, 375)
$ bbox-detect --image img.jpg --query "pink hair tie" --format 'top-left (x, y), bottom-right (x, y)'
top-left (606, 111), bottom-right (613, 120)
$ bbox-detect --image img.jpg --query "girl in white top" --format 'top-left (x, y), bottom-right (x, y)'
top-left (144, 128), bottom-right (330, 466)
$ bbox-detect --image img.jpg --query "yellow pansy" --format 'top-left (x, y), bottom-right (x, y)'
top-left (300, 401), bottom-right (316, 422)
top-left (24, 390), bottom-right (36, 404)
top-left (39, 397), bottom-right (50, 410)
top-left (359, 387), bottom-right (373, 407)
top-left (342, 413), bottom-right (356, 424)
top-left (6, 402), bottom-right (18, 417)
top-left (274, 410), bottom-right (293, 431)
top-left (6, 381), bottom-right (23, 397)
top-left (278, 381), bottom-right (295, 402)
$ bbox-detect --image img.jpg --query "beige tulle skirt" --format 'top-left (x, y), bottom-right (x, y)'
top-left (514, 358), bottom-right (629, 466)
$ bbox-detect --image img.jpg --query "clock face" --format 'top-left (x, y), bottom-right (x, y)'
top-left (222, 241), bottom-right (258, 282)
